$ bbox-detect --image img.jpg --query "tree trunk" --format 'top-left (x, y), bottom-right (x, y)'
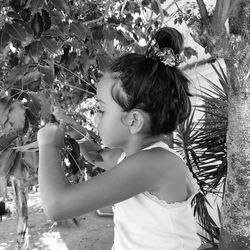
top-left (219, 90), bottom-right (250, 249)
top-left (11, 176), bottom-right (29, 250)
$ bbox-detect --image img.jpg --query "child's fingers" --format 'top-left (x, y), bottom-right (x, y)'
top-left (59, 120), bottom-right (66, 131)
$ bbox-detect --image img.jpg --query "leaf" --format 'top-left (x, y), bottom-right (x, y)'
top-left (5, 64), bottom-right (29, 85)
top-left (28, 40), bottom-right (43, 61)
top-left (65, 137), bottom-right (80, 160)
top-left (43, 28), bottom-right (64, 38)
top-left (7, 11), bottom-right (22, 20)
top-left (70, 22), bottom-right (88, 40)
top-left (22, 115), bottom-right (29, 134)
top-left (19, 8), bottom-right (31, 22)
top-left (50, 0), bottom-right (69, 13)
top-left (141, 0), bottom-right (150, 7)
top-left (0, 131), bottom-right (18, 153)
top-left (0, 96), bottom-right (12, 128)
top-left (29, 0), bottom-right (44, 13)
top-left (25, 93), bottom-right (41, 126)
top-left (9, 151), bottom-right (23, 179)
top-left (184, 46), bottom-right (198, 59)
top-left (31, 12), bottom-right (44, 38)
top-left (38, 65), bottom-right (55, 85)
top-left (103, 26), bottom-right (116, 41)
top-left (6, 101), bottom-right (26, 133)
top-left (0, 30), bottom-right (10, 51)
top-left (23, 151), bottom-right (39, 172)
top-left (5, 21), bottom-right (27, 42)
top-left (0, 149), bottom-right (16, 177)
top-left (15, 19), bottom-right (33, 35)
top-left (40, 36), bottom-right (60, 53)
top-left (41, 9), bottom-right (51, 31)
top-left (39, 90), bottom-right (52, 123)
top-left (96, 52), bottom-right (112, 71)
top-left (22, 70), bottom-right (42, 86)
top-left (151, 0), bottom-right (159, 15)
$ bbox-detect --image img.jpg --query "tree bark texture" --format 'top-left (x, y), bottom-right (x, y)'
top-left (219, 90), bottom-right (250, 250)
top-left (11, 177), bottom-right (29, 250)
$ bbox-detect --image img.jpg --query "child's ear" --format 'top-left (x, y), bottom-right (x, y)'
top-left (126, 109), bottom-right (147, 134)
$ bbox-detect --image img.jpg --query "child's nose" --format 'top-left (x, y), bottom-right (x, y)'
top-left (93, 113), bottom-right (101, 127)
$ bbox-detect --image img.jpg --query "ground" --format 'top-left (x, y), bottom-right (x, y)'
top-left (0, 189), bottom-right (211, 250)
top-left (0, 190), bottom-right (114, 250)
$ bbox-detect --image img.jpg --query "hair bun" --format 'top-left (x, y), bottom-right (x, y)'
top-left (146, 27), bottom-right (182, 67)
top-left (154, 27), bottom-right (183, 54)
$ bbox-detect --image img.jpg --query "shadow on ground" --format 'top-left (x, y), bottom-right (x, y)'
top-left (0, 190), bottom-right (114, 250)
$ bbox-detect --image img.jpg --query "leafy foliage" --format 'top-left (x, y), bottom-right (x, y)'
top-left (0, 0), bottom-right (181, 183)
top-left (174, 62), bottom-right (228, 247)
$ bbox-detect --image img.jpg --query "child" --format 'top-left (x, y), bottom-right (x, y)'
top-left (37, 27), bottom-right (201, 249)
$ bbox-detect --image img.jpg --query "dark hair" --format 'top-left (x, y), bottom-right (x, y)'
top-left (108, 27), bottom-right (191, 135)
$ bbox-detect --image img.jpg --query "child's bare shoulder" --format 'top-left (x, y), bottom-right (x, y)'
top-left (136, 147), bottom-right (185, 175)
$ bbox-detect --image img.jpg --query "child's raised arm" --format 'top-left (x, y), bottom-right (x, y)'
top-left (38, 123), bottom-right (168, 221)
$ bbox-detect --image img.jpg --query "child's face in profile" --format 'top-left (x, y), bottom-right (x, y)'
top-left (95, 73), bottom-right (129, 148)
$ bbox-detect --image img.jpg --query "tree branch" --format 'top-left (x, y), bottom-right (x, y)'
top-left (120, 0), bottom-right (128, 15)
top-left (212, 0), bottom-right (243, 33)
top-left (154, 0), bottom-right (164, 27)
top-left (196, 0), bottom-right (209, 25)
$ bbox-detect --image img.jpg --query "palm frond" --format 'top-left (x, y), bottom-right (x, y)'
top-left (174, 61), bottom-right (228, 244)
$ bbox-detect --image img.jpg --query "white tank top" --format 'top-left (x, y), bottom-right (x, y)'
top-left (111, 141), bottom-right (201, 250)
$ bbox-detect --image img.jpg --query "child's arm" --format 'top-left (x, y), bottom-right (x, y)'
top-left (38, 123), bottom-right (171, 221)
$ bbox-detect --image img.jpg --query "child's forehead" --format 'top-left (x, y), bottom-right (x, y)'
top-left (96, 74), bottom-right (114, 99)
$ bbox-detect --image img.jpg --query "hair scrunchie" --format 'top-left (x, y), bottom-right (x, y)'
top-left (146, 39), bottom-right (180, 67)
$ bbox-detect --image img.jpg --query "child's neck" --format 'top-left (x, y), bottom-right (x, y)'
top-left (123, 134), bottom-right (163, 157)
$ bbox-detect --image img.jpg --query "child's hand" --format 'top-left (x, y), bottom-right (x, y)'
top-left (37, 122), bottom-right (66, 149)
